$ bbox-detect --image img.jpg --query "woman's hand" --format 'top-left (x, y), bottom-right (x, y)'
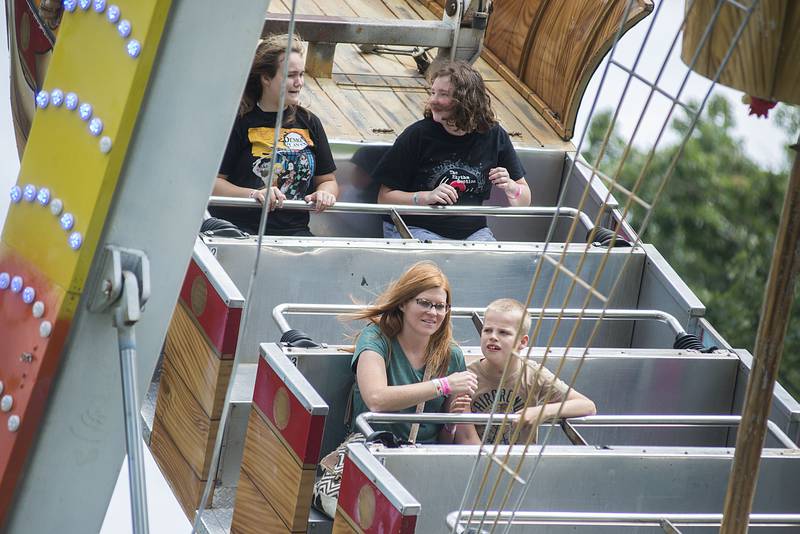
top-left (267, 186), bottom-right (285, 211)
top-left (488, 167), bottom-right (519, 197)
top-left (422, 183), bottom-right (459, 205)
top-left (304, 190), bottom-right (336, 212)
top-left (446, 370), bottom-right (478, 397)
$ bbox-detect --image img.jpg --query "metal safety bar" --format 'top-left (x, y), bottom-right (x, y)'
top-left (353, 413), bottom-right (799, 450)
top-left (271, 303), bottom-right (687, 338)
top-left (207, 197), bottom-right (596, 233)
top-left (445, 511), bottom-right (800, 531)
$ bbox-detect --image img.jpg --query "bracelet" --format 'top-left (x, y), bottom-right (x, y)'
top-left (412, 192), bottom-right (419, 205)
top-left (509, 184), bottom-right (522, 200)
top-left (432, 378), bottom-right (444, 397)
top-left (440, 376), bottom-right (452, 396)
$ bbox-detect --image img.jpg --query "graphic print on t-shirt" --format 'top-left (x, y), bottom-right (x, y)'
top-left (472, 388), bottom-right (528, 444)
top-left (429, 159), bottom-right (487, 199)
top-left (248, 127), bottom-right (316, 199)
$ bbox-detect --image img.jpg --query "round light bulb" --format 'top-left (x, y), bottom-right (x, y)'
top-left (51, 89), bottom-right (64, 107)
top-left (117, 19), bottom-right (131, 38)
top-left (79, 102), bottom-right (93, 121)
top-left (79, 0), bottom-right (90, 10)
top-left (89, 117), bottom-right (103, 136)
top-left (22, 286), bottom-right (35, 304)
top-left (106, 4), bottom-right (120, 22)
top-left (99, 136), bottom-right (113, 153)
top-left (60, 212), bottom-right (75, 231)
top-left (50, 198), bottom-right (63, 216)
top-left (40, 321), bottom-right (53, 338)
top-left (10, 276), bottom-right (23, 293)
top-left (8, 415), bottom-right (20, 432)
top-left (23, 184), bottom-right (37, 202)
top-left (10, 185), bottom-right (22, 203)
top-left (33, 300), bottom-right (45, 318)
top-left (0, 395), bottom-right (12, 412)
top-left (68, 232), bottom-right (83, 250)
top-left (126, 39), bottom-right (142, 58)
top-left (93, 0), bottom-right (106, 12)
top-left (65, 92), bottom-right (79, 110)
top-left (36, 90), bottom-right (49, 109)
top-left (64, 0), bottom-right (77, 11)
top-left (0, 272), bottom-right (9, 289)
top-left (37, 187), bottom-right (51, 206)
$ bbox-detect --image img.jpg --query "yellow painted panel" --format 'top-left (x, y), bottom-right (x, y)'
top-left (1, 0), bottom-right (172, 294)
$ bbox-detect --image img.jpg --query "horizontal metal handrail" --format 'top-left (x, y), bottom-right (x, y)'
top-left (445, 511), bottom-right (800, 530)
top-left (353, 412), bottom-right (798, 449)
top-left (271, 302), bottom-right (687, 337)
top-left (207, 197), bottom-right (595, 232)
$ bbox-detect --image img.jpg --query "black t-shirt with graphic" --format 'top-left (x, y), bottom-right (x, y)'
top-left (212, 107), bottom-right (336, 234)
top-left (372, 118), bottom-right (525, 239)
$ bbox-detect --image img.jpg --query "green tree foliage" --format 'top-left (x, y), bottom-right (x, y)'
top-left (583, 96), bottom-right (800, 397)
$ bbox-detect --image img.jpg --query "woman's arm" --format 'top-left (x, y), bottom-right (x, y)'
top-left (488, 168), bottom-right (532, 207)
top-left (378, 184), bottom-right (459, 206)
top-left (306, 172), bottom-right (338, 212)
top-left (213, 174), bottom-right (284, 210)
top-left (356, 350), bottom-right (440, 412)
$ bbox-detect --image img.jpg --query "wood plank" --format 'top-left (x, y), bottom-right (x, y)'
top-left (303, 77), bottom-right (358, 140)
top-left (313, 0), bottom-right (357, 17)
top-left (231, 472), bottom-right (293, 534)
top-left (154, 356), bottom-right (219, 479)
top-left (240, 407), bottom-right (317, 532)
top-left (149, 417), bottom-right (208, 520)
top-left (393, 87), bottom-right (429, 121)
top-left (331, 509), bottom-right (360, 534)
top-left (357, 86), bottom-right (416, 135)
top-left (316, 77), bottom-right (395, 141)
top-left (164, 301), bottom-right (232, 419)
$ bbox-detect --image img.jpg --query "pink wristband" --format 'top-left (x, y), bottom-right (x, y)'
top-left (509, 184), bottom-right (522, 200)
top-left (440, 376), bottom-right (452, 396)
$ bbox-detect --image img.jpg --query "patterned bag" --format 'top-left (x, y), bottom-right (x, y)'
top-left (311, 432), bottom-right (365, 518)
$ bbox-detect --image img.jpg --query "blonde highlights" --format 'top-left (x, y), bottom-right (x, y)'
top-left (350, 261), bottom-right (455, 377)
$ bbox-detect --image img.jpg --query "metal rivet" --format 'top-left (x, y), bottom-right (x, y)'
top-left (0, 395), bottom-right (12, 412)
top-left (8, 415), bottom-right (19, 432)
top-left (50, 198), bottom-right (64, 216)
top-left (32, 301), bottom-right (45, 318)
top-left (99, 136), bottom-right (113, 153)
top-left (40, 321), bottom-right (53, 338)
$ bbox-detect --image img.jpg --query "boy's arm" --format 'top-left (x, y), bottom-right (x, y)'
top-left (440, 394), bottom-right (483, 444)
top-left (518, 388), bottom-right (597, 425)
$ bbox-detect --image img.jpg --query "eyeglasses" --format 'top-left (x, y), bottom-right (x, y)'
top-left (415, 298), bottom-right (451, 313)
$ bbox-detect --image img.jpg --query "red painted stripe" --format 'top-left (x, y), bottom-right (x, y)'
top-left (0, 250), bottom-right (73, 526)
top-left (251, 357), bottom-right (325, 465)
top-left (178, 259), bottom-right (241, 359)
top-left (338, 455), bottom-right (417, 534)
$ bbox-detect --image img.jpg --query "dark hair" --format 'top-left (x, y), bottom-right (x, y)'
top-left (423, 60), bottom-right (497, 133)
top-left (239, 34), bottom-right (306, 121)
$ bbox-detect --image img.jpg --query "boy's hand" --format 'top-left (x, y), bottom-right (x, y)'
top-left (448, 394), bottom-right (472, 414)
top-left (517, 406), bottom-right (544, 426)
top-left (446, 371), bottom-right (478, 396)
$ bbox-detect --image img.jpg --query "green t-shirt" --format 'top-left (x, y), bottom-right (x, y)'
top-left (350, 323), bottom-right (466, 444)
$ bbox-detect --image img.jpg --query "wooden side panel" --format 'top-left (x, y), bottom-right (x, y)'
top-left (164, 301), bottom-right (233, 419)
top-left (230, 471), bottom-right (291, 534)
top-left (149, 417), bottom-right (208, 520)
top-left (239, 407), bottom-right (316, 532)
top-left (332, 509), bottom-right (361, 534)
top-left (153, 356), bottom-right (219, 479)
top-left (484, 0), bottom-right (545, 75)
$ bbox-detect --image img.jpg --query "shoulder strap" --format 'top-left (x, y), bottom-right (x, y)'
top-left (407, 364), bottom-right (434, 444)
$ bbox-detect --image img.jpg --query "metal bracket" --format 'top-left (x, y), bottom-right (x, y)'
top-left (471, 311), bottom-right (484, 335)
top-left (388, 208), bottom-right (413, 239)
top-left (86, 245), bottom-right (151, 314)
top-left (560, 419), bottom-right (589, 446)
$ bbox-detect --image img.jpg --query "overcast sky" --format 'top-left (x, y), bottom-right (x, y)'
top-left (0, 1), bottom-right (794, 532)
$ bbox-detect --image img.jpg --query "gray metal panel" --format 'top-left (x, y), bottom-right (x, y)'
top-left (632, 244), bottom-right (707, 349)
top-left (208, 240), bottom-right (644, 363)
top-left (290, 347), bottom-right (740, 457)
top-left (216, 364), bottom-right (256, 487)
top-left (4, 2), bottom-right (273, 532)
top-left (374, 447), bottom-right (800, 534)
top-left (733, 350), bottom-right (800, 446)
